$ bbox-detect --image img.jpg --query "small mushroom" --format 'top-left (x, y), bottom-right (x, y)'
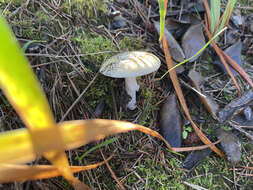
top-left (99, 51), bottom-right (161, 110)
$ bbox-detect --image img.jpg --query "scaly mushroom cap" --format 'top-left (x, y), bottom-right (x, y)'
top-left (99, 51), bottom-right (161, 78)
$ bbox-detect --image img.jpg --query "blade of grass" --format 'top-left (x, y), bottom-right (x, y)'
top-left (76, 137), bottom-right (118, 161)
top-left (161, 34), bottom-right (225, 158)
top-left (158, 0), bottom-right (167, 41)
top-left (60, 120), bottom-right (224, 153)
top-left (0, 155), bottom-right (112, 183)
top-left (210, 0), bottom-right (221, 33)
top-left (217, 0), bottom-right (236, 35)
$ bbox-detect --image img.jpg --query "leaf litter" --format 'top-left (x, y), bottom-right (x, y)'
top-left (1, 0), bottom-right (253, 189)
top-left (159, 93), bottom-right (183, 147)
top-left (182, 23), bottom-right (206, 62)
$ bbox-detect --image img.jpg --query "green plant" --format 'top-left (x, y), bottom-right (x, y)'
top-left (182, 126), bottom-right (193, 139)
top-left (210, 0), bottom-right (236, 37)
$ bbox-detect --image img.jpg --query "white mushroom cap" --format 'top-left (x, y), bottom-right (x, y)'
top-left (99, 51), bottom-right (161, 78)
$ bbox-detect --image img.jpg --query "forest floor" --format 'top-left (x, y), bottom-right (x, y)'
top-left (1, 0), bottom-right (253, 189)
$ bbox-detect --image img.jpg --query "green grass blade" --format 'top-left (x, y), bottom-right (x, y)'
top-left (217, 0), bottom-right (236, 35)
top-left (76, 137), bottom-right (119, 161)
top-left (158, 0), bottom-right (167, 41)
top-left (160, 27), bottom-right (227, 79)
top-left (210, 0), bottom-right (221, 33)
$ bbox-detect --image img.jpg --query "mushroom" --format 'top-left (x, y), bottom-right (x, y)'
top-left (99, 51), bottom-right (161, 110)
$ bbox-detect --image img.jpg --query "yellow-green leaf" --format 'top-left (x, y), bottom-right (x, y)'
top-left (0, 15), bottom-right (74, 186)
top-left (0, 17), bottom-right (55, 130)
top-left (0, 128), bottom-right (35, 164)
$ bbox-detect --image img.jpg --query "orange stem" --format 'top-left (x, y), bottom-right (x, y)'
top-left (202, 0), bottom-right (211, 31)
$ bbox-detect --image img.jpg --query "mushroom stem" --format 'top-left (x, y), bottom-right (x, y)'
top-left (125, 77), bottom-right (140, 110)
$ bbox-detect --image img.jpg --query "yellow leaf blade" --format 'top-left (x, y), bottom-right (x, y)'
top-left (1, 119), bottom-right (222, 165)
top-left (0, 128), bottom-right (35, 164)
top-left (0, 158), bottom-right (110, 183)
top-left (1, 119), bottom-right (171, 164)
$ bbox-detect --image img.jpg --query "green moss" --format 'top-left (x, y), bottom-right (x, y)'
top-left (128, 158), bottom-right (185, 189)
top-left (223, 91), bottom-right (234, 101)
top-left (187, 156), bottom-right (238, 189)
top-left (119, 36), bottom-right (144, 51)
top-left (75, 33), bottom-right (117, 67)
top-left (138, 83), bottom-right (158, 126)
top-left (220, 125), bottom-right (233, 131)
top-left (67, 0), bottom-right (108, 24)
top-left (74, 74), bottom-right (111, 108)
top-left (74, 32), bottom-right (143, 69)
top-left (0, 0), bottom-right (25, 6)
top-left (35, 10), bottom-right (51, 22)
top-left (11, 19), bottom-right (39, 39)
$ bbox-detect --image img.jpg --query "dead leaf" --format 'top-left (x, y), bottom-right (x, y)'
top-left (215, 128), bottom-right (241, 164)
top-left (214, 41), bottom-right (243, 76)
top-left (165, 18), bottom-right (191, 39)
top-left (182, 148), bottom-right (212, 170)
top-left (182, 23), bottom-right (206, 62)
top-left (232, 114), bottom-right (253, 128)
top-left (154, 21), bottom-right (185, 62)
top-left (160, 93), bottom-right (183, 147)
top-left (218, 90), bottom-right (253, 123)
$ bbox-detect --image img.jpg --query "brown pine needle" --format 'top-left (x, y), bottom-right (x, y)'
top-left (202, 0), bottom-right (211, 31)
